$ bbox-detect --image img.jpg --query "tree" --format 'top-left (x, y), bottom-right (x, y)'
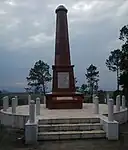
top-left (94, 79), bottom-right (99, 94)
top-left (106, 49), bottom-right (122, 91)
top-left (24, 86), bottom-right (32, 93)
top-left (26, 60), bottom-right (52, 95)
top-left (85, 64), bottom-right (99, 102)
top-left (119, 25), bottom-right (128, 102)
top-left (79, 84), bottom-right (88, 95)
top-left (119, 25), bottom-right (128, 42)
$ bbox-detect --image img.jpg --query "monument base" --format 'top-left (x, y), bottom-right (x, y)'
top-left (46, 92), bottom-right (84, 109)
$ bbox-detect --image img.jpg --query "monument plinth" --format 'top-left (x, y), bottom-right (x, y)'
top-left (46, 5), bottom-right (83, 109)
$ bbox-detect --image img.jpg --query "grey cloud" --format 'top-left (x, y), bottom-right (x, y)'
top-left (0, 0), bottom-right (128, 91)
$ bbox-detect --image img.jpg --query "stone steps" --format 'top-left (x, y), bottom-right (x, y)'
top-left (38, 130), bottom-right (106, 140)
top-left (38, 117), bottom-right (100, 124)
top-left (38, 117), bottom-right (106, 140)
top-left (38, 123), bottom-right (102, 132)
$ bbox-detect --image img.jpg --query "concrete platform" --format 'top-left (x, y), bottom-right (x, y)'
top-left (5, 103), bottom-right (121, 119)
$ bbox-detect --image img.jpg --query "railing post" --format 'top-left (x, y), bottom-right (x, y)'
top-left (28, 94), bottom-right (31, 105)
top-left (29, 100), bottom-right (36, 123)
top-left (25, 100), bottom-right (37, 144)
top-left (122, 95), bottom-right (126, 109)
top-left (3, 96), bottom-right (9, 111)
top-left (12, 97), bottom-right (16, 114)
top-left (93, 96), bottom-right (99, 114)
top-left (116, 95), bottom-right (120, 112)
top-left (108, 98), bottom-right (114, 121)
top-left (43, 95), bottom-right (46, 104)
top-left (106, 93), bottom-right (109, 104)
top-left (36, 97), bottom-right (40, 115)
top-left (15, 96), bottom-right (18, 107)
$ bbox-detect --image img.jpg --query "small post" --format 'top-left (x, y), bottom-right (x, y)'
top-left (28, 94), bottom-right (31, 105)
top-left (104, 98), bottom-right (107, 103)
top-left (36, 97), bottom-right (40, 115)
top-left (3, 96), bottom-right (9, 111)
top-left (122, 95), bottom-right (126, 109)
top-left (12, 97), bottom-right (17, 114)
top-left (15, 96), bottom-right (18, 107)
top-left (29, 100), bottom-right (36, 123)
top-left (93, 96), bottom-right (99, 114)
top-left (92, 94), bottom-right (96, 103)
top-left (43, 95), bottom-right (46, 104)
top-left (25, 101), bottom-right (37, 144)
top-left (116, 95), bottom-right (120, 112)
top-left (108, 98), bottom-right (114, 121)
top-left (106, 93), bottom-right (109, 104)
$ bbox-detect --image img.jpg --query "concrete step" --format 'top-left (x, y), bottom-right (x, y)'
top-left (38, 123), bottom-right (102, 132)
top-left (38, 117), bottom-right (100, 125)
top-left (38, 130), bottom-right (106, 140)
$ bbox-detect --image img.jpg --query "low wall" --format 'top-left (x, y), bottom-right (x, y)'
top-left (100, 115), bottom-right (119, 140)
top-left (113, 108), bottom-right (128, 124)
top-left (100, 108), bottom-right (128, 140)
top-left (0, 110), bottom-right (29, 129)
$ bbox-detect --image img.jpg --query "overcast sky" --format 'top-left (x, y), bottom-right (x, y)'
top-left (0, 0), bottom-right (128, 92)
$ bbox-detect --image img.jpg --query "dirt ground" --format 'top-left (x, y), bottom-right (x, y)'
top-left (0, 123), bottom-right (128, 150)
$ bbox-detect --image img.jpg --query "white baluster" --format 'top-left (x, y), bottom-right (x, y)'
top-left (93, 96), bottom-right (99, 114)
top-left (108, 98), bottom-right (114, 121)
top-left (29, 100), bottom-right (35, 123)
top-left (116, 95), bottom-right (120, 112)
top-left (36, 97), bottom-right (40, 115)
top-left (122, 95), bottom-right (126, 109)
top-left (3, 96), bottom-right (9, 111)
top-left (12, 97), bottom-right (16, 114)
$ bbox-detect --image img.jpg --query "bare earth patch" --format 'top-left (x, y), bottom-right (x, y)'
top-left (1, 123), bottom-right (128, 150)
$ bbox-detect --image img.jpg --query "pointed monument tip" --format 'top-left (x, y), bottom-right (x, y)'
top-left (55, 5), bottom-right (68, 13)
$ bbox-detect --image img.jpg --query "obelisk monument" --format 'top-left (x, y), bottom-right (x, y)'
top-left (46, 5), bottom-right (83, 109)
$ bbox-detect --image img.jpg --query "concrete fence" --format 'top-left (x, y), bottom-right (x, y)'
top-left (100, 95), bottom-right (127, 140)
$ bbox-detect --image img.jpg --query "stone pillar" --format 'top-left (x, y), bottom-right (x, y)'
top-left (12, 97), bottom-right (16, 114)
top-left (106, 93), bottom-right (109, 104)
top-left (116, 95), bottom-right (120, 112)
top-left (29, 100), bottom-right (36, 123)
top-left (93, 96), bottom-right (99, 114)
top-left (15, 96), bottom-right (18, 107)
top-left (92, 94), bottom-right (96, 103)
top-left (104, 98), bottom-right (107, 103)
top-left (108, 99), bottom-right (114, 122)
top-left (25, 100), bottom-right (37, 144)
top-left (3, 96), bottom-right (9, 111)
top-left (36, 97), bottom-right (40, 115)
top-left (43, 95), bottom-right (46, 104)
top-left (28, 94), bottom-right (31, 105)
top-left (122, 95), bottom-right (126, 109)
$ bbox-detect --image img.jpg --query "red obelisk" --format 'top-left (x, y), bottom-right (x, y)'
top-left (46, 5), bottom-right (83, 109)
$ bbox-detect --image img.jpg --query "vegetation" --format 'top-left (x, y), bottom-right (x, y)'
top-left (119, 25), bottom-right (128, 103)
top-left (26, 60), bottom-right (52, 95)
top-left (106, 49), bottom-right (122, 92)
top-left (79, 84), bottom-right (88, 95)
top-left (85, 64), bottom-right (99, 102)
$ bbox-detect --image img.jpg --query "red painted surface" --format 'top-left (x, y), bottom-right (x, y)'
top-left (46, 5), bottom-right (83, 109)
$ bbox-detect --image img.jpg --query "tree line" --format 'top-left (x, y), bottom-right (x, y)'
top-left (26, 24), bottom-right (128, 103)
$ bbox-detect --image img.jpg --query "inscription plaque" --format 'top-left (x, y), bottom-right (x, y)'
top-left (58, 72), bottom-right (69, 88)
